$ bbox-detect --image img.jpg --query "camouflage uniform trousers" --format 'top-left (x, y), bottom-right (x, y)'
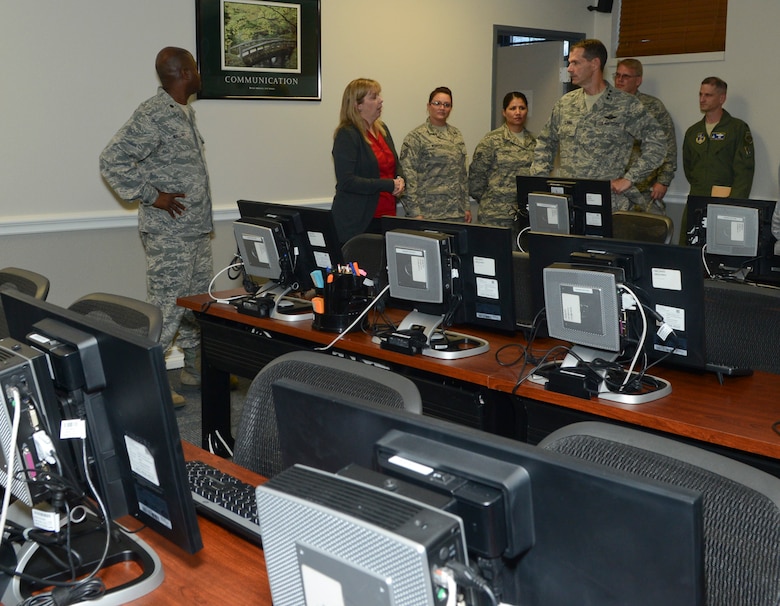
top-left (141, 231), bottom-right (213, 354)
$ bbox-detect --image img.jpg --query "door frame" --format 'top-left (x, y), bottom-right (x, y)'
top-left (492, 26), bottom-right (585, 127)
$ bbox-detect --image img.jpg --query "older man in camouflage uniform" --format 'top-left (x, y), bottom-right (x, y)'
top-left (531, 40), bottom-right (666, 212)
top-left (100, 47), bottom-right (212, 407)
top-left (614, 58), bottom-right (677, 214)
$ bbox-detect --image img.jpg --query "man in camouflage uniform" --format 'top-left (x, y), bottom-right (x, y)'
top-left (531, 39), bottom-right (666, 212)
top-left (399, 87), bottom-right (470, 222)
top-left (100, 47), bottom-right (212, 407)
top-left (614, 58), bottom-right (677, 215)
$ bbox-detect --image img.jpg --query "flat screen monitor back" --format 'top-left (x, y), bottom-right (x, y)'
top-left (272, 378), bottom-right (705, 606)
top-left (528, 232), bottom-right (707, 371)
top-left (381, 216), bottom-right (516, 333)
top-left (1, 290), bottom-right (202, 554)
top-left (685, 195), bottom-right (780, 285)
top-left (237, 200), bottom-right (344, 286)
top-left (517, 175), bottom-right (613, 239)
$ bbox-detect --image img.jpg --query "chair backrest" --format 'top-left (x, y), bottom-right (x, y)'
top-left (68, 292), bottom-right (163, 342)
top-left (0, 267), bottom-right (50, 339)
top-left (341, 233), bottom-right (387, 285)
top-left (539, 421), bottom-right (780, 606)
top-left (611, 210), bottom-right (674, 244)
top-left (704, 279), bottom-right (780, 374)
top-left (233, 350), bottom-right (422, 478)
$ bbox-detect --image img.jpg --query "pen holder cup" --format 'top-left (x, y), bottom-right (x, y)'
top-left (312, 273), bottom-right (370, 333)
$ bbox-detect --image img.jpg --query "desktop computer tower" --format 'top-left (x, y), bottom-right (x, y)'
top-left (256, 464), bottom-right (469, 606)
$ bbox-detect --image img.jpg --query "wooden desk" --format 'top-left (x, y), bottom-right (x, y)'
top-left (128, 442), bottom-right (271, 605)
top-left (178, 292), bottom-right (780, 471)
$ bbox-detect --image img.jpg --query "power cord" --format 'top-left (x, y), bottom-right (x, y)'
top-left (442, 560), bottom-right (498, 606)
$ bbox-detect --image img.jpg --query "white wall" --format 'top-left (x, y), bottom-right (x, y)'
top-left (595, 2), bottom-right (779, 202)
top-left (0, 0), bottom-right (592, 304)
top-left (1, 0), bottom-right (777, 304)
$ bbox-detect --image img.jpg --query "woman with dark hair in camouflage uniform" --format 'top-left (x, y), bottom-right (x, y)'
top-left (469, 91), bottom-right (536, 230)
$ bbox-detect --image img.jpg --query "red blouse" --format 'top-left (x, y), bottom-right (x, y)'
top-left (367, 130), bottom-right (397, 217)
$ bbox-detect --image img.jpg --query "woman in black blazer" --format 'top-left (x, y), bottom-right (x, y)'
top-left (331, 78), bottom-right (405, 244)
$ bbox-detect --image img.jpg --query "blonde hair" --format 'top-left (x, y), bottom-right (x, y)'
top-left (335, 78), bottom-right (386, 141)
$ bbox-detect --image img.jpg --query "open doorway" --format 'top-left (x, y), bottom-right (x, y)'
top-left (492, 27), bottom-right (585, 133)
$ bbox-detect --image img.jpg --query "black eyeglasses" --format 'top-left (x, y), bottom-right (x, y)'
top-left (429, 101), bottom-right (452, 108)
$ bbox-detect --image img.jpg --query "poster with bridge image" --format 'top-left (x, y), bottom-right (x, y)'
top-left (196, 0), bottom-right (321, 100)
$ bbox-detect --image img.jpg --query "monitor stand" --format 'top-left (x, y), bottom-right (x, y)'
top-left (260, 284), bottom-right (314, 322)
top-left (530, 345), bottom-right (672, 404)
top-left (0, 503), bottom-right (163, 606)
top-left (397, 310), bottom-right (489, 360)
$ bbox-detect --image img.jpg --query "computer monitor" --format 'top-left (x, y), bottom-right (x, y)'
top-left (381, 217), bottom-right (516, 331)
top-left (236, 200), bottom-right (345, 320)
top-left (271, 378), bottom-right (706, 606)
top-left (381, 217), bottom-right (516, 358)
top-left (528, 232), bottom-right (707, 372)
top-left (517, 176), bottom-right (613, 241)
top-left (237, 200), bottom-right (344, 285)
top-left (685, 195), bottom-right (779, 284)
top-left (0, 290), bottom-right (202, 602)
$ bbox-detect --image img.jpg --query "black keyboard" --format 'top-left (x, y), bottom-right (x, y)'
top-left (186, 460), bottom-right (262, 546)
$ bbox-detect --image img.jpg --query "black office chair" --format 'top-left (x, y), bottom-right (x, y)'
top-left (539, 422), bottom-right (780, 606)
top-left (68, 292), bottom-right (163, 342)
top-left (704, 279), bottom-right (780, 375)
top-left (0, 267), bottom-right (50, 339)
top-left (233, 350), bottom-right (422, 478)
top-left (341, 232), bottom-right (387, 286)
top-left (611, 210), bottom-right (674, 244)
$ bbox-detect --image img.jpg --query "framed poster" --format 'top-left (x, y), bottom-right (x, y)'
top-left (196, 0), bottom-right (321, 100)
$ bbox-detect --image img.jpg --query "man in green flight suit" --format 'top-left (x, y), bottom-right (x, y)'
top-left (681, 76), bottom-right (755, 243)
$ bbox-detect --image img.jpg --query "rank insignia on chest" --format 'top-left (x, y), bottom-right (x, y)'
top-left (696, 133), bottom-right (706, 144)
top-left (710, 132), bottom-right (726, 141)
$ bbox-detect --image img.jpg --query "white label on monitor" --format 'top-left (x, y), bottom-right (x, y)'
top-left (473, 255), bottom-right (496, 277)
top-left (551, 185), bottom-right (565, 195)
top-left (476, 276), bottom-right (500, 300)
top-left (139, 502), bottom-right (173, 529)
top-left (651, 268), bottom-right (682, 291)
top-left (313, 250), bottom-right (332, 269)
top-left (585, 212), bottom-right (603, 227)
top-left (561, 291), bottom-right (583, 324)
top-left (728, 219), bottom-right (746, 243)
top-left (124, 435), bottom-right (160, 486)
top-left (410, 255), bottom-right (427, 283)
top-left (32, 507), bottom-right (60, 532)
top-left (249, 238), bottom-right (270, 264)
top-left (60, 418), bottom-right (86, 440)
top-left (656, 304), bottom-right (685, 332)
top-left (586, 192), bottom-right (603, 206)
top-left (546, 205), bottom-right (560, 225)
top-left (307, 230), bottom-right (326, 248)
top-left (301, 565), bottom-right (345, 606)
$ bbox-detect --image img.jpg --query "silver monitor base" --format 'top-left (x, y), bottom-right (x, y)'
top-left (398, 311), bottom-right (489, 360)
top-left (1, 504), bottom-right (163, 606)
